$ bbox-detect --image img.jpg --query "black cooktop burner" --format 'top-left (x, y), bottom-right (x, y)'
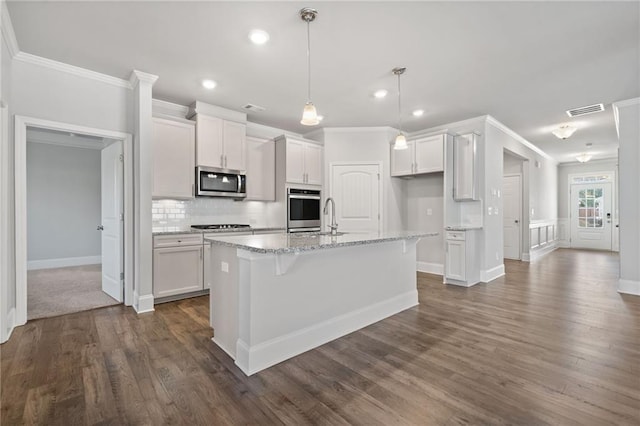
top-left (191, 224), bottom-right (251, 230)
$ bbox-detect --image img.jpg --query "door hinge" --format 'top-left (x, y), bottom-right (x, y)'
top-left (377, 173), bottom-right (380, 181)
top-left (120, 213), bottom-right (124, 221)
top-left (120, 272), bottom-right (124, 280)
top-left (119, 154), bottom-right (124, 162)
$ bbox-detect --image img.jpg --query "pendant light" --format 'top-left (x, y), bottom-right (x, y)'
top-left (300, 8), bottom-right (319, 126)
top-left (393, 67), bottom-right (408, 150)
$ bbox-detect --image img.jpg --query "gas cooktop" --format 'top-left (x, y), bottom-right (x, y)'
top-left (191, 224), bottom-right (251, 230)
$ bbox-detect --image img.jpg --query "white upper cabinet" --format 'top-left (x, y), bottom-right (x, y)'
top-left (246, 136), bottom-right (275, 201)
top-left (194, 113), bottom-right (246, 171)
top-left (391, 134), bottom-right (444, 177)
top-left (453, 133), bottom-right (478, 201)
top-left (151, 117), bottom-right (195, 199)
top-left (282, 137), bottom-right (323, 186)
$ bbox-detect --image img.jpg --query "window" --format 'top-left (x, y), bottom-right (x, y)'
top-left (577, 187), bottom-right (604, 228)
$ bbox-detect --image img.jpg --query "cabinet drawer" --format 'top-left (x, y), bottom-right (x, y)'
top-left (204, 231), bottom-right (252, 240)
top-left (446, 231), bottom-right (466, 241)
top-left (153, 233), bottom-right (203, 248)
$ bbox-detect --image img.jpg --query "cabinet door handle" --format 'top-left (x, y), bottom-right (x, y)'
top-left (220, 154), bottom-right (224, 167)
top-left (224, 155), bottom-right (227, 168)
top-left (200, 247), bottom-right (203, 259)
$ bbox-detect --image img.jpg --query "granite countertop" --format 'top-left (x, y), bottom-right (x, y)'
top-left (152, 226), bottom-right (286, 236)
top-left (205, 231), bottom-right (438, 254)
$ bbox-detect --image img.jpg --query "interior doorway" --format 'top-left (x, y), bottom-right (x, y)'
top-left (14, 116), bottom-right (133, 326)
top-left (329, 162), bottom-right (382, 233)
top-left (25, 130), bottom-right (125, 319)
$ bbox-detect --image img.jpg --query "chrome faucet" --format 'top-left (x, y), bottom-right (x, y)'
top-left (323, 197), bottom-right (339, 235)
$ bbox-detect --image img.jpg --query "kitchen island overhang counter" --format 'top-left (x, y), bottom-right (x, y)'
top-left (205, 231), bottom-right (437, 376)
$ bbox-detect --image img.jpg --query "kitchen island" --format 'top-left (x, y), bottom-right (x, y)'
top-left (205, 231), bottom-right (436, 375)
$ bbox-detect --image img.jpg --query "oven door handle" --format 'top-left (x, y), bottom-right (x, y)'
top-left (289, 195), bottom-right (321, 200)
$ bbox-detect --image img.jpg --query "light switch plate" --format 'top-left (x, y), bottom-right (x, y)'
top-left (221, 261), bottom-right (229, 273)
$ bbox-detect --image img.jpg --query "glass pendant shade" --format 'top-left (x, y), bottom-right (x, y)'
top-left (394, 133), bottom-right (408, 150)
top-left (576, 153), bottom-right (592, 163)
top-left (552, 124), bottom-right (577, 140)
top-left (301, 102), bottom-right (320, 125)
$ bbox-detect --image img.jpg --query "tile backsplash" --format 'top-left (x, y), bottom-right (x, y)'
top-left (152, 198), bottom-right (284, 228)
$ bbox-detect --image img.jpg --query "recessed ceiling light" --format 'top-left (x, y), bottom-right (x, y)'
top-left (373, 89), bottom-right (388, 99)
top-left (249, 29), bottom-right (270, 45)
top-left (412, 109), bottom-right (424, 117)
top-left (201, 79), bottom-right (217, 90)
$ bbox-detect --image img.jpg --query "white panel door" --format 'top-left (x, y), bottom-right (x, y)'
top-left (445, 240), bottom-right (466, 281)
top-left (101, 141), bottom-right (124, 302)
top-left (151, 117), bottom-right (195, 199)
top-left (390, 140), bottom-right (414, 176)
top-left (503, 175), bottom-right (521, 260)
top-left (196, 114), bottom-right (223, 167)
top-left (330, 164), bottom-right (380, 233)
top-left (570, 183), bottom-right (612, 250)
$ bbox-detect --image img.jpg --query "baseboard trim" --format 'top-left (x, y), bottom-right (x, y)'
top-left (133, 292), bottom-right (155, 314)
top-left (618, 279), bottom-right (640, 296)
top-left (234, 290), bottom-right (418, 376)
top-left (417, 261), bottom-right (443, 276)
top-left (1, 307), bottom-right (15, 344)
top-left (521, 252), bottom-right (531, 262)
top-left (27, 255), bottom-right (101, 270)
top-left (530, 243), bottom-right (558, 262)
top-left (481, 264), bottom-right (505, 283)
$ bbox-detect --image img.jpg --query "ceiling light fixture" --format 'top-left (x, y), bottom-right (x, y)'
top-left (374, 89), bottom-right (388, 99)
top-left (300, 8), bottom-right (319, 126)
top-left (552, 124), bottom-right (577, 140)
top-left (393, 67), bottom-right (408, 150)
top-left (202, 79), bottom-right (217, 90)
top-left (248, 29), bottom-right (270, 45)
top-left (412, 109), bottom-right (424, 117)
top-left (576, 153), bottom-right (592, 163)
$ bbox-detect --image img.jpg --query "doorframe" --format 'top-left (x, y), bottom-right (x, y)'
top-left (567, 171), bottom-right (615, 250)
top-left (14, 115), bottom-right (134, 326)
top-left (503, 173), bottom-right (523, 260)
top-left (328, 161), bottom-right (384, 233)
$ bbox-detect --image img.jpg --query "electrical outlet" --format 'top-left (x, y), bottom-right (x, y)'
top-left (221, 261), bottom-right (229, 273)
top-left (488, 206), bottom-right (493, 215)
top-left (426, 208), bottom-right (433, 216)
top-left (496, 252), bottom-right (500, 261)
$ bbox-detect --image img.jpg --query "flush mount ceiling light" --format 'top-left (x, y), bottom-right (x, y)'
top-left (412, 109), bottom-right (424, 117)
top-left (393, 67), bottom-right (408, 150)
top-left (576, 153), bottom-right (592, 163)
top-left (300, 7), bottom-right (320, 126)
top-left (552, 124), bottom-right (577, 140)
top-left (374, 89), bottom-right (388, 99)
top-left (201, 79), bottom-right (217, 90)
top-left (248, 29), bottom-right (270, 45)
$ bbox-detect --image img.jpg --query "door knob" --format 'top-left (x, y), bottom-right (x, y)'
top-left (97, 225), bottom-right (104, 231)
top-left (515, 220), bottom-right (519, 224)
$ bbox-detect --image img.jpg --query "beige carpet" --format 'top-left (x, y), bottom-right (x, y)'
top-left (27, 264), bottom-right (119, 320)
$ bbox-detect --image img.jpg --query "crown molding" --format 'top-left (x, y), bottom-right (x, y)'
top-left (14, 51), bottom-right (132, 89)
top-left (612, 97), bottom-right (640, 109)
top-left (247, 121), bottom-right (302, 139)
top-left (485, 115), bottom-right (555, 163)
top-left (1, 1), bottom-right (19, 57)
top-left (152, 98), bottom-right (189, 119)
top-left (129, 70), bottom-right (159, 87)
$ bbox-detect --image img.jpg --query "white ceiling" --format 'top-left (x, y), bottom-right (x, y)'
top-left (7, 1), bottom-right (640, 163)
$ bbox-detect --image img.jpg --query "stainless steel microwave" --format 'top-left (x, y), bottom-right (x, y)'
top-left (196, 166), bottom-right (246, 198)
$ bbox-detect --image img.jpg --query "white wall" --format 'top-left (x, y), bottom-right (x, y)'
top-left (613, 98), bottom-right (640, 295)
top-left (26, 142), bottom-right (101, 263)
top-left (314, 127), bottom-right (405, 232)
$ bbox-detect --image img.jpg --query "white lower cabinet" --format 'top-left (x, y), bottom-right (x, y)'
top-left (153, 233), bottom-right (204, 299)
top-left (444, 230), bottom-right (479, 286)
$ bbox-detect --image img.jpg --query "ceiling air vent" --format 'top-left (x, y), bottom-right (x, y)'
top-left (242, 103), bottom-right (266, 113)
top-left (566, 103), bottom-right (604, 117)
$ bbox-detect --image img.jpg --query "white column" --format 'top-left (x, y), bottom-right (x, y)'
top-left (129, 70), bottom-right (158, 312)
top-left (613, 98), bottom-right (640, 296)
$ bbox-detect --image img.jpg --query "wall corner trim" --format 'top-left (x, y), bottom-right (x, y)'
top-left (481, 264), bottom-right (505, 283)
top-left (129, 70), bottom-right (159, 87)
top-left (618, 279), bottom-right (640, 296)
top-left (134, 292), bottom-right (155, 314)
top-left (14, 51), bottom-right (132, 89)
top-left (0, 307), bottom-right (15, 344)
top-left (1, 1), bottom-right (19, 57)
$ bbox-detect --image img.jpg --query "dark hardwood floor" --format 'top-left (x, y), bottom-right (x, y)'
top-left (1, 248), bottom-right (639, 425)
